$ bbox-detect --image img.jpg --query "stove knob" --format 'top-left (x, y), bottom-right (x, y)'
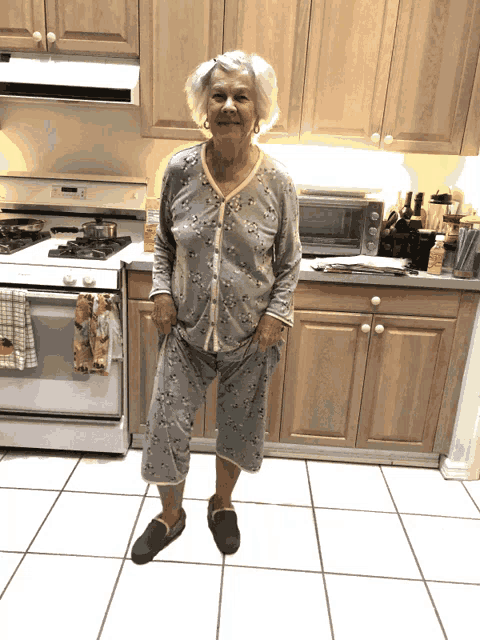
top-left (63, 275), bottom-right (77, 285)
top-left (83, 276), bottom-right (96, 287)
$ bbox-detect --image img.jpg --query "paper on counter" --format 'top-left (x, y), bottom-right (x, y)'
top-left (303, 255), bottom-right (411, 269)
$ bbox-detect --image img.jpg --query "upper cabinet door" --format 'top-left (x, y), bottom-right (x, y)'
top-left (300, 0), bottom-right (400, 149)
top-left (0, 0), bottom-right (47, 52)
top-left (380, 0), bottom-right (480, 154)
top-left (223, 0), bottom-right (311, 139)
top-left (44, 0), bottom-right (139, 56)
top-left (140, 0), bottom-right (224, 139)
top-left (0, 0), bottom-right (138, 56)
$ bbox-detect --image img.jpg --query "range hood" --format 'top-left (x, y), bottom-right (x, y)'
top-left (0, 52), bottom-right (140, 105)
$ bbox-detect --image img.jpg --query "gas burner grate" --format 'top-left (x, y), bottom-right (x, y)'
top-left (0, 231), bottom-right (51, 255)
top-left (48, 235), bottom-right (132, 260)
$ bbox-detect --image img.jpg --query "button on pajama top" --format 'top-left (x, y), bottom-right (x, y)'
top-left (142, 141), bottom-right (302, 485)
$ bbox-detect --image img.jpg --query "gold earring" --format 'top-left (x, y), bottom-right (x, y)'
top-left (254, 123), bottom-right (260, 134)
top-left (204, 120), bottom-right (210, 130)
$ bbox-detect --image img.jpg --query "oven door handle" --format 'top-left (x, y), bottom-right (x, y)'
top-left (24, 290), bottom-right (120, 303)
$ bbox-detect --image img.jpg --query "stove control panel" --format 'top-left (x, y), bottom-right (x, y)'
top-left (2, 264), bottom-right (118, 289)
top-left (63, 274), bottom-right (97, 287)
top-left (51, 186), bottom-right (86, 200)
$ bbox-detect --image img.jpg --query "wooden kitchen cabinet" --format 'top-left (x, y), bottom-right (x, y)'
top-left (140, 0), bottom-right (312, 140)
top-left (356, 314), bottom-right (456, 451)
top-left (280, 308), bottom-right (455, 453)
top-left (140, 0), bottom-right (307, 139)
top-left (222, 0), bottom-right (310, 138)
top-left (139, 0), bottom-right (224, 140)
top-left (128, 270), bottom-right (479, 460)
top-left (140, 0), bottom-right (480, 154)
top-left (301, 0), bottom-right (480, 155)
top-left (0, 0), bottom-right (139, 57)
top-left (281, 282), bottom-right (478, 455)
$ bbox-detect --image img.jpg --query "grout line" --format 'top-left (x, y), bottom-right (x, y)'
top-left (1, 546), bottom-right (479, 587)
top-left (215, 551), bottom-right (226, 640)
top-left (96, 481), bottom-right (150, 640)
top-left (305, 458), bottom-right (336, 640)
top-left (0, 450), bottom-right (85, 601)
top-left (1, 446), bottom-right (480, 638)
top-left (3, 485), bottom-right (480, 521)
top-left (378, 465), bottom-right (450, 640)
top-left (460, 480), bottom-right (480, 517)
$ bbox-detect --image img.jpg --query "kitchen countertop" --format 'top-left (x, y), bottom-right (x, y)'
top-left (125, 248), bottom-right (480, 292)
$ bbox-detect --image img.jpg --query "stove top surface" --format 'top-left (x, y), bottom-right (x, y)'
top-left (48, 235), bottom-right (132, 260)
top-left (0, 213), bottom-right (145, 270)
top-left (0, 231), bottom-right (52, 255)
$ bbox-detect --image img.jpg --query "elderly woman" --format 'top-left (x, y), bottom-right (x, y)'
top-left (132, 51), bottom-right (302, 565)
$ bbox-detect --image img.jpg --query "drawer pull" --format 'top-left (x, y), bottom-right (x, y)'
top-left (371, 296), bottom-right (381, 305)
top-left (375, 324), bottom-right (385, 334)
top-left (361, 324), bottom-right (371, 333)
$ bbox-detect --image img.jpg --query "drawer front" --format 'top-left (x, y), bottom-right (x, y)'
top-left (129, 273), bottom-right (461, 317)
top-left (128, 271), bottom-right (153, 300)
top-left (294, 282), bottom-right (460, 318)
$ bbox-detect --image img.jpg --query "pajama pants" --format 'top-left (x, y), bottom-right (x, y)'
top-left (141, 323), bottom-right (285, 485)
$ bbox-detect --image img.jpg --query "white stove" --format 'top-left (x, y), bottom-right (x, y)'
top-left (0, 213), bottom-right (145, 288)
top-left (0, 175), bottom-right (148, 455)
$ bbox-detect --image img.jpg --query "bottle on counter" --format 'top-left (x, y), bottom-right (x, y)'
top-left (409, 193), bottom-right (424, 231)
top-left (427, 234), bottom-right (446, 275)
top-left (401, 191), bottom-right (414, 220)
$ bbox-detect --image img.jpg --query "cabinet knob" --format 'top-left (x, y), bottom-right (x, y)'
top-left (371, 132), bottom-right (380, 143)
top-left (361, 324), bottom-right (371, 333)
top-left (371, 296), bottom-right (381, 305)
top-left (384, 135), bottom-right (393, 144)
top-left (47, 32), bottom-right (56, 43)
top-left (375, 324), bottom-right (385, 334)
top-left (32, 31), bottom-right (42, 42)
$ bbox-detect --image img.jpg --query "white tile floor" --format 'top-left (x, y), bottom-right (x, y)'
top-left (1, 446), bottom-right (480, 640)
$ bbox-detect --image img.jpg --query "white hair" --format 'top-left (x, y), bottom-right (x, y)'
top-left (184, 50), bottom-right (279, 140)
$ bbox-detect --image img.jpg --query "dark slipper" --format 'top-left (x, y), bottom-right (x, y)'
top-left (207, 495), bottom-right (240, 555)
top-left (131, 507), bottom-right (186, 565)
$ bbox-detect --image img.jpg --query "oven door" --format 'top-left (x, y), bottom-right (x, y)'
top-left (298, 196), bottom-right (377, 257)
top-left (0, 289), bottom-right (122, 418)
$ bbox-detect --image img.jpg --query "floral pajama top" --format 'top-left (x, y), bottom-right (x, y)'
top-left (149, 141), bottom-right (302, 353)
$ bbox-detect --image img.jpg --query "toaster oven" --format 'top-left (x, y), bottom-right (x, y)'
top-left (298, 194), bottom-right (384, 258)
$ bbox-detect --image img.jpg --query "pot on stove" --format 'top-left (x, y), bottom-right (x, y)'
top-left (50, 217), bottom-right (117, 239)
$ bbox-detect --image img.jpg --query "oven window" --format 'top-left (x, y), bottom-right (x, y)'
top-left (0, 294), bottom-right (122, 417)
top-left (299, 204), bottom-right (363, 247)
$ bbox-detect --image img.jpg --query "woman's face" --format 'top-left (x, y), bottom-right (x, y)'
top-left (206, 67), bottom-right (258, 145)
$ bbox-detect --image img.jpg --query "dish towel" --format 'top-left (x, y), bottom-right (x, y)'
top-left (73, 293), bottom-right (122, 376)
top-left (0, 289), bottom-right (38, 370)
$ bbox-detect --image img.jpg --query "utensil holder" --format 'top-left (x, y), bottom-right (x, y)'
top-left (453, 228), bottom-right (480, 278)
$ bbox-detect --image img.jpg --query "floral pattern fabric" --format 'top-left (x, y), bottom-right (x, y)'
top-left (141, 323), bottom-right (283, 484)
top-left (149, 142), bottom-right (302, 353)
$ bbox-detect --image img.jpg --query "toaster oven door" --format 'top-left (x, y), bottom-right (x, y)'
top-left (299, 197), bottom-right (382, 257)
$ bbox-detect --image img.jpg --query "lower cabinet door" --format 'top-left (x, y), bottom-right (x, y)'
top-left (356, 314), bottom-right (456, 452)
top-left (280, 309), bottom-right (372, 447)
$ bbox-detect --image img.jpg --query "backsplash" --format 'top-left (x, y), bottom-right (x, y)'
top-left (0, 102), bottom-right (479, 219)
